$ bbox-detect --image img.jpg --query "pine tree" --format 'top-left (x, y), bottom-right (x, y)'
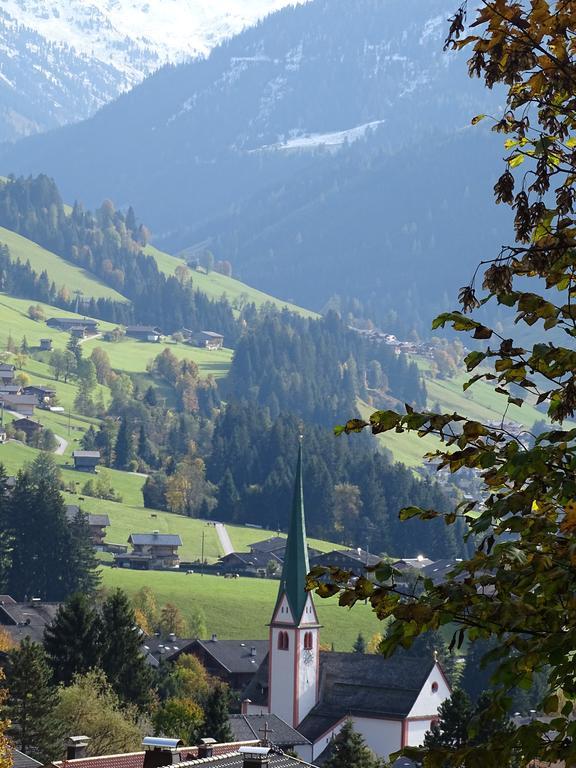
top-left (6, 639), bottom-right (61, 761)
top-left (202, 683), bottom-right (233, 743)
top-left (423, 689), bottom-right (473, 751)
top-left (44, 593), bottom-right (101, 685)
top-left (352, 633), bottom-right (366, 654)
top-left (114, 417), bottom-right (134, 470)
top-left (100, 589), bottom-right (152, 707)
top-left (67, 509), bottom-right (100, 595)
top-left (66, 334), bottom-right (82, 365)
top-left (323, 719), bottom-right (382, 768)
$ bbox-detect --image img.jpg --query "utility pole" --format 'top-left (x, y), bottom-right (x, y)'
top-left (201, 528), bottom-right (205, 576)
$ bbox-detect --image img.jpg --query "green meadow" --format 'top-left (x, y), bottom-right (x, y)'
top-left (0, 227), bottom-right (126, 302)
top-left (102, 568), bottom-right (384, 651)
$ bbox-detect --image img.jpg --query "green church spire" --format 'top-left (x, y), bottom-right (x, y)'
top-left (276, 438), bottom-right (310, 623)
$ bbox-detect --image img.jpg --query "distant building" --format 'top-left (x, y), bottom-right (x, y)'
top-left (65, 505), bottom-right (110, 547)
top-left (0, 394), bottom-right (36, 416)
top-left (0, 430), bottom-right (7, 444)
top-left (72, 450), bottom-right (101, 472)
top-left (193, 331), bottom-right (224, 350)
top-left (46, 317), bottom-right (99, 333)
top-left (23, 385), bottom-right (56, 405)
top-left (39, 338), bottom-right (53, 351)
top-left (114, 532), bottom-right (183, 570)
top-left (217, 550), bottom-right (283, 578)
top-left (12, 417), bottom-right (43, 439)
top-left (69, 325), bottom-right (88, 339)
top-left (0, 596), bottom-right (60, 645)
top-left (187, 637), bottom-right (269, 692)
top-left (125, 325), bottom-right (162, 342)
top-left (0, 384), bottom-right (23, 396)
top-left (309, 547), bottom-right (382, 574)
top-left (249, 537), bottom-right (287, 556)
top-left (0, 364), bottom-right (15, 384)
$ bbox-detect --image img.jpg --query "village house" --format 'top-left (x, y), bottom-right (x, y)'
top-left (23, 384), bottom-right (56, 406)
top-left (11, 416), bottom-right (43, 439)
top-left (217, 550), bottom-right (283, 578)
top-left (0, 364), bottom-right (15, 385)
top-left (125, 325), bottom-right (162, 342)
top-left (309, 547), bottom-right (382, 573)
top-left (193, 330), bottom-right (224, 350)
top-left (39, 338), bottom-right (53, 351)
top-left (46, 317), bottom-right (99, 334)
top-left (0, 429), bottom-right (6, 444)
top-left (72, 450), bottom-right (101, 472)
top-left (0, 394), bottom-right (36, 416)
top-left (65, 505), bottom-right (110, 547)
top-left (185, 636), bottom-right (269, 692)
top-left (238, 444), bottom-right (450, 764)
top-left (114, 532), bottom-right (182, 570)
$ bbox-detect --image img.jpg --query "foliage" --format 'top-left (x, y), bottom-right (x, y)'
top-left (158, 604), bottom-right (189, 638)
top-left (352, 633), bottom-right (366, 654)
top-left (153, 697), bottom-right (204, 743)
top-left (309, 1), bottom-right (576, 765)
top-left (202, 683), bottom-right (233, 743)
top-left (3, 470), bottom-right (98, 600)
top-left (44, 593), bottom-right (102, 685)
top-left (6, 638), bottom-right (60, 761)
top-left (99, 589), bottom-right (153, 707)
top-left (0, 669), bottom-right (12, 768)
top-left (322, 719), bottom-right (383, 768)
top-left (52, 669), bottom-right (145, 757)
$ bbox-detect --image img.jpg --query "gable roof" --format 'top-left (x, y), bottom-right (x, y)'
top-left (65, 506), bottom-right (110, 527)
top-left (193, 638), bottom-right (269, 674)
top-left (310, 548), bottom-right (381, 568)
top-left (12, 749), bottom-right (42, 768)
top-left (129, 533), bottom-right (182, 547)
top-left (297, 652), bottom-right (436, 741)
top-left (250, 536), bottom-right (287, 553)
top-left (274, 442), bottom-right (310, 623)
top-left (179, 751), bottom-right (312, 767)
top-left (229, 715), bottom-right (310, 747)
top-left (0, 600), bottom-right (60, 644)
top-left (219, 551), bottom-right (283, 569)
top-left (72, 451), bottom-right (101, 459)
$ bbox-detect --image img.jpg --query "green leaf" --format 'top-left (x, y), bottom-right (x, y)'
top-left (369, 410), bottom-right (401, 433)
top-left (509, 153), bottom-right (525, 168)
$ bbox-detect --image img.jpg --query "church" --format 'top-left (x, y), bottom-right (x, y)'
top-left (240, 442), bottom-right (451, 764)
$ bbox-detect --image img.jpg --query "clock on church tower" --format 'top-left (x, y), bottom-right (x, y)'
top-left (268, 441), bottom-right (321, 729)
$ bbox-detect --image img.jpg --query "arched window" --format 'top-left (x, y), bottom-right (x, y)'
top-left (431, 681), bottom-right (439, 694)
top-left (278, 631), bottom-right (289, 650)
top-left (304, 632), bottom-right (313, 650)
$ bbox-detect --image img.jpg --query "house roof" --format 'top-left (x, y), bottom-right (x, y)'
top-left (48, 317), bottom-right (98, 325)
top-left (23, 385), bottom-right (56, 394)
top-left (12, 417), bottom-right (42, 427)
top-left (197, 331), bottom-right (224, 339)
top-left (229, 715), bottom-right (310, 747)
top-left (193, 638), bottom-right (269, 674)
top-left (12, 749), bottom-right (42, 768)
top-left (65, 506), bottom-right (110, 527)
top-left (420, 559), bottom-right (464, 585)
top-left (72, 451), bottom-right (101, 459)
top-left (393, 557), bottom-right (434, 571)
top-left (179, 751), bottom-right (312, 767)
top-left (0, 364), bottom-right (15, 371)
top-left (1, 395), bottom-right (37, 405)
top-left (274, 442), bottom-right (309, 622)
top-left (219, 551), bottom-right (283, 569)
top-left (0, 385), bottom-right (22, 394)
top-left (0, 600), bottom-right (60, 644)
top-left (129, 533), bottom-right (182, 547)
top-left (309, 548), bottom-right (382, 569)
top-left (297, 652), bottom-right (436, 741)
top-left (250, 536), bottom-right (287, 553)
top-left (142, 635), bottom-right (195, 662)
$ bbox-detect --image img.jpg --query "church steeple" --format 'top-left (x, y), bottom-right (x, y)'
top-left (276, 438), bottom-right (310, 623)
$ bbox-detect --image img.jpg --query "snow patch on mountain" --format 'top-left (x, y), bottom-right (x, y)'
top-left (258, 120), bottom-right (386, 152)
top-left (1, 0), bottom-right (309, 83)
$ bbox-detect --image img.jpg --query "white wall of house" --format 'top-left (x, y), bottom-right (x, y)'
top-left (307, 715), bottom-right (403, 762)
top-left (407, 662), bottom-right (451, 718)
top-left (407, 718), bottom-right (432, 746)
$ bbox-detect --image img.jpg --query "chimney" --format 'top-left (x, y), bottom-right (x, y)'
top-left (241, 699), bottom-right (252, 715)
top-left (239, 747), bottom-right (271, 768)
top-left (66, 736), bottom-right (90, 760)
top-left (250, 646), bottom-right (257, 657)
top-left (211, 633), bottom-right (218, 642)
top-left (142, 737), bottom-right (184, 768)
top-left (197, 738), bottom-right (216, 758)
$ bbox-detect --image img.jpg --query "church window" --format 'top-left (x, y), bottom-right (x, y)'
top-left (431, 681), bottom-right (439, 693)
top-left (304, 632), bottom-right (313, 650)
top-left (278, 631), bottom-right (289, 650)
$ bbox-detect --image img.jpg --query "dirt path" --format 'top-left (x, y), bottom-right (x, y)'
top-left (214, 522), bottom-right (234, 556)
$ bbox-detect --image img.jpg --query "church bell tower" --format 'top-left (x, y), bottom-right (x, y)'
top-left (268, 439), bottom-right (320, 728)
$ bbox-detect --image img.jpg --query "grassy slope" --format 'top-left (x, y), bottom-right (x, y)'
top-left (0, 227), bottom-right (126, 302)
top-left (102, 568), bottom-right (383, 651)
top-left (145, 245), bottom-right (318, 318)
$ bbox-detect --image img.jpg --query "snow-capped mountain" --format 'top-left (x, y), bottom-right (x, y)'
top-left (0, 0), bottom-right (307, 141)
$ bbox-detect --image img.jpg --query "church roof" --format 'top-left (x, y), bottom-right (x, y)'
top-left (229, 715), bottom-right (310, 746)
top-left (297, 652), bottom-right (436, 741)
top-left (274, 441), bottom-right (310, 623)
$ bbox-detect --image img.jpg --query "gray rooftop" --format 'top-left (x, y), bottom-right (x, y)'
top-left (65, 506), bottom-right (110, 527)
top-left (129, 533), bottom-right (182, 547)
top-left (12, 749), bottom-right (42, 768)
top-left (297, 652), bottom-right (435, 741)
top-left (249, 536), bottom-right (287, 553)
top-left (0, 600), bottom-right (60, 645)
top-left (195, 638), bottom-right (269, 674)
top-left (229, 715), bottom-right (310, 747)
top-left (179, 751), bottom-right (312, 768)
top-left (72, 451), bottom-right (101, 459)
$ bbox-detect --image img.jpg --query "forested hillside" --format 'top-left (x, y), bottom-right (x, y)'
top-left (0, 0), bottom-right (503, 338)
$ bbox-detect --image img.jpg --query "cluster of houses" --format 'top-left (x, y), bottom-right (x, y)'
top-left (45, 316), bottom-right (225, 349)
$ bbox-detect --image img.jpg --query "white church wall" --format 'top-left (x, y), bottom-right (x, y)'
top-left (407, 718), bottom-right (433, 746)
top-left (310, 716), bottom-right (402, 762)
top-left (243, 703), bottom-right (270, 716)
top-left (407, 662), bottom-right (451, 718)
top-left (269, 626), bottom-right (296, 725)
top-left (273, 595), bottom-right (294, 624)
